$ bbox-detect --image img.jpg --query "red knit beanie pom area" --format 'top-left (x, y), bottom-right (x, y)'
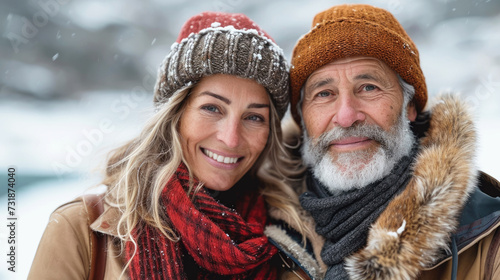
top-left (176, 12), bottom-right (274, 43)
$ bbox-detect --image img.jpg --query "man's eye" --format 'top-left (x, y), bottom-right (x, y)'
top-left (317, 91), bottom-right (331, 97)
top-left (363, 85), bottom-right (377, 91)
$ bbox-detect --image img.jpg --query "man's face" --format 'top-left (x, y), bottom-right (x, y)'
top-left (300, 57), bottom-right (417, 192)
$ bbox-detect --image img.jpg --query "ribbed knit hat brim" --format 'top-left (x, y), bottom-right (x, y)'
top-left (154, 21), bottom-right (289, 119)
top-left (290, 4), bottom-right (427, 124)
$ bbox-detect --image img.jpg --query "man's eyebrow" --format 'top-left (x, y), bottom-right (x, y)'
top-left (305, 77), bottom-right (335, 93)
top-left (199, 91), bottom-right (230, 104)
top-left (354, 73), bottom-right (381, 82)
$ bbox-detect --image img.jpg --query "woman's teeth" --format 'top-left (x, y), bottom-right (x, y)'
top-left (204, 149), bottom-right (238, 164)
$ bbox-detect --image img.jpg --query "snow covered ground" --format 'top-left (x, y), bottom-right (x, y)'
top-left (1, 0), bottom-right (499, 279)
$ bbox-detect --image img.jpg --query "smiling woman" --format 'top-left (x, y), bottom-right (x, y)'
top-left (27, 11), bottom-right (306, 280)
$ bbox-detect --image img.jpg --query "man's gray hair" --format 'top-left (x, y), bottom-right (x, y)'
top-left (399, 75), bottom-right (416, 108)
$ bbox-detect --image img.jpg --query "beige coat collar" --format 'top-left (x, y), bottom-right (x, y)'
top-left (90, 203), bottom-right (122, 237)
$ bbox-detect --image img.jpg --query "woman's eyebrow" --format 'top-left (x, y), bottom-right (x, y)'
top-left (248, 103), bottom-right (270, 109)
top-left (199, 91), bottom-right (231, 104)
top-left (199, 91), bottom-right (269, 109)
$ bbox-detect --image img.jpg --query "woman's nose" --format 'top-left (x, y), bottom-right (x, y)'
top-left (217, 117), bottom-right (241, 148)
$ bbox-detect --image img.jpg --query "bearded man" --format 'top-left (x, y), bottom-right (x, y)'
top-left (265, 4), bottom-right (500, 280)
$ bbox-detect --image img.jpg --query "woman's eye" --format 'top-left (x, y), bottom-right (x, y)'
top-left (246, 114), bottom-right (265, 122)
top-left (201, 105), bottom-right (219, 113)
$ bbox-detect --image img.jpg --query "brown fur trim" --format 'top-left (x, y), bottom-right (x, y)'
top-left (345, 94), bottom-right (478, 280)
top-left (265, 225), bottom-right (324, 279)
top-left (268, 203), bottom-right (327, 272)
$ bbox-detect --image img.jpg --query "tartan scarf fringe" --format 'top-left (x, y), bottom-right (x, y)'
top-left (126, 163), bottom-right (278, 279)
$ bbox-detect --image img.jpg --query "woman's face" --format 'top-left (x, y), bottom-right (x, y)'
top-left (179, 74), bottom-right (270, 191)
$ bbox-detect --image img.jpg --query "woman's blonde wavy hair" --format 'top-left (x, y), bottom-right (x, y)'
top-left (102, 81), bottom-right (308, 277)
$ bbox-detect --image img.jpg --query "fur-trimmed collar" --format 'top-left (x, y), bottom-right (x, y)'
top-left (345, 94), bottom-right (478, 279)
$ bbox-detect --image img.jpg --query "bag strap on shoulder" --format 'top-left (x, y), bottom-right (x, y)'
top-left (82, 194), bottom-right (108, 280)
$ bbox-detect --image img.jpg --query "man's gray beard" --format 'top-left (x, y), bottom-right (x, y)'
top-left (301, 111), bottom-right (416, 194)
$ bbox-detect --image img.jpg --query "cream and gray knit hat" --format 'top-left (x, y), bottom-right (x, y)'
top-left (154, 12), bottom-right (290, 119)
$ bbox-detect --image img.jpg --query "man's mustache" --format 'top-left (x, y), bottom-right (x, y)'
top-left (314, 123), bottom-right (390, 153)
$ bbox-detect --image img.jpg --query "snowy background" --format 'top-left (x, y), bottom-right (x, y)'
top-left (1, 0), bottom-right (500, 278)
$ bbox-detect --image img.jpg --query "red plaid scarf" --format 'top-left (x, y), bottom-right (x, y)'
top-left (126, 164), bottom-right (278, 279)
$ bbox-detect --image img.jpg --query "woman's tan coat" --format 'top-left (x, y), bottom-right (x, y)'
top-left (28, 199), bottom-right (125, 279)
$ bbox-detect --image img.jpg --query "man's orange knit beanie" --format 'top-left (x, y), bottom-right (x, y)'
top-left (290, 4), bottom-right (427, 124)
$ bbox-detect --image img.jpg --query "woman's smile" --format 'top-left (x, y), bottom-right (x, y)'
top-left (202, 147), bottom-right (242, 165)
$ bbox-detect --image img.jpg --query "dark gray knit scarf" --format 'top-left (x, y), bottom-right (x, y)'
top-left (300, 146), bottom-right (418, 279)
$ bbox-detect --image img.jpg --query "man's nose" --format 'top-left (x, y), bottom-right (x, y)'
top-left (331, 93), bottom-right (366, 127)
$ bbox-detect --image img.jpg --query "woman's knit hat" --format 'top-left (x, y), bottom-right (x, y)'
top-left (290, 4), bottom-right (427, 124)
top-left (154, 12), bottom-right (290, 119)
